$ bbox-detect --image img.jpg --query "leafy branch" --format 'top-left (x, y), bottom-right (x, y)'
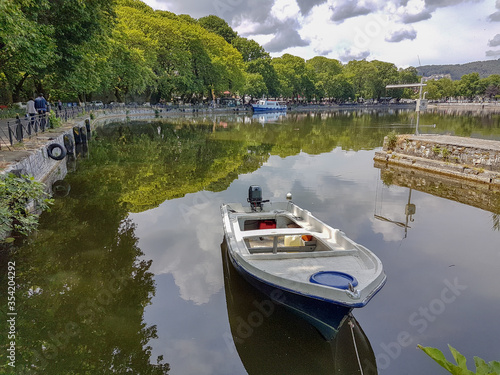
top-left (418, 344), bottom-right (500, 375)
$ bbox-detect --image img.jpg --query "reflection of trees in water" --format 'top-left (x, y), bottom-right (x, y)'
top-left (493, 214), bottom-right (500, 231)
top-left (91, 114), bottom-right (500, 214)
top-left (2, 160), bottom-right (170, 373)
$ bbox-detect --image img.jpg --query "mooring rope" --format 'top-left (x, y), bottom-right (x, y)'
top-left (348, 318), bottom-right (364, 375)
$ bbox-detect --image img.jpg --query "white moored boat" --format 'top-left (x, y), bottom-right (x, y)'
top-left (251, 99), bottom-right (287, 112)
top-left (221, 186), bottom-right (386, 339)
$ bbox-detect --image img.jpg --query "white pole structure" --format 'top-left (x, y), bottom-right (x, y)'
top-left (386, 81), bottom-right (427, 135)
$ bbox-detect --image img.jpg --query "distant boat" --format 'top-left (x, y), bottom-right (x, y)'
top-left (251, 99), bottom-right (287, 112)
top-left (220, 186), bottom-right (386, 340)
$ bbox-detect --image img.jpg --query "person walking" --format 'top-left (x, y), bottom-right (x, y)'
top-left (26, 97), bottom-right (37, 128)
top-left (35, 93), bottom-right (47, 115)
top-left (34, 93), bottom-right (48, 129)
top-left (34, 93), bottom-right (48, 114)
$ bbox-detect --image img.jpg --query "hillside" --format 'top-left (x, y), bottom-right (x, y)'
top-left (416, 59), bottom-right (500, 80)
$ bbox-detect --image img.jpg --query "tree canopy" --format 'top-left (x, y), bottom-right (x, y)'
top-left (0, 0), bottom-right (497, 104)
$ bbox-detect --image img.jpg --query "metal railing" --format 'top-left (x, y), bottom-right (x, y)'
top-left (0, 107), bottom-right (85, 149)
top-left (0, 102), bottom-right (254, 149)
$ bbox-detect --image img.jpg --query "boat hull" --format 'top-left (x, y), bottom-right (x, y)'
top-left (226, 238), bottom-right (352, 340)
top-left (220, 199), bottom-right (386, 340)
top-left (251, 106), bottom-right (287, 112)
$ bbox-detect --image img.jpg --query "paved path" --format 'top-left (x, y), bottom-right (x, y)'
top-left (410, 134), bottom-right (500, 151)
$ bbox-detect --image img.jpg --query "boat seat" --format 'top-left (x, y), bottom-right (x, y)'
top-left (248, 246), bottom-right (316, 254)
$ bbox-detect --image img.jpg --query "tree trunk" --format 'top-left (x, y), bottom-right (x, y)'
top-left (12, 73), bottom-right (29, 102)
top-left (114, 88), bottom-right (123, 103)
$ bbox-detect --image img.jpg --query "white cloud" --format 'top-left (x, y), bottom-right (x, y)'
top-left (271, 0), bottom-right (301, 21)
top-left (143, 0), bottom-right (499, 69)
top-left (385, 27), bottom-right (418, 42)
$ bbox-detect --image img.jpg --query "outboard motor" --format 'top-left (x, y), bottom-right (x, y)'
top-left (247, 185), bottom-right (268, 211)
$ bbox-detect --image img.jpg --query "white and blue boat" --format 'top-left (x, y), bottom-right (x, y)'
top-left (221, 186), bottom-right (386, 340)
top-left (251, 99), bottom-right (287, 112)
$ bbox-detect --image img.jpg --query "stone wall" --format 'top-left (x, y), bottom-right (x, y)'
top-left (385, 134), bottom-right (500, 171)
top-left (3, 118), bottom-right (88, 183)
top-left (375, 134), bottom-right (500, 186)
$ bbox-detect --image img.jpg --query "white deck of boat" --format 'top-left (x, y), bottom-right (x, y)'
top-left (245, 253), bottom-right (375, 288)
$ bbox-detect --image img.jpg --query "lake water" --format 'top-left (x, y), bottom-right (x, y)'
top-left (3, 108), bottom-right (500, 374)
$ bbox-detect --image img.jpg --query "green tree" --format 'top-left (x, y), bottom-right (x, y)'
top-left (425, 78), bottom-right (456, 100)
top-left (242, 72), bottom-right (267, 100)
top-left (198, 15), bottom-right (238, 44)
top-left (330, 74), bottom-right (354, 102)
top-left (305, 56), bottom-right (343, 100)
top-left (399, 66), bottom-right (419, 83)
top-left (0, 0), bottom-right (116, 102)
top-left (0, 1), bottom-right (55, 102)
top-left (478, 74), bottom-right (500, 99)
top-left (456, 72), bottom-right (481, 99)
top-left (272, 54), bottom-right (313, 100)
top-left (395, 67), bottom-right (420, 98)
top-left (39, 0), bottom-right (116, 96)
top-left (247, 58), bottom-right (280, 98)
top-left (343, 60), bottom-right (378, 100)
top-left (113, 1), bottom-right (244, 102)
top-left (370, 61), bottom-right (399, 100)
top-left (231, 36), bottom-right (269, 62)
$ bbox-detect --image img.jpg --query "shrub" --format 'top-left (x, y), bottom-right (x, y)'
top-left (0, 173), bottom-right (53, 243)
top-left (386, 131), bottom-right (398, 150)
top-left (48, 112), bottom-right (62, 128)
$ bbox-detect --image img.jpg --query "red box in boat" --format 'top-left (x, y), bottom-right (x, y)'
top-left (259, 220), bottom-right (276, 229)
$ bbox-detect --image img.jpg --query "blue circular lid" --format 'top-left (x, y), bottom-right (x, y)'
top-left (310, 271), bottom-right (358, 290)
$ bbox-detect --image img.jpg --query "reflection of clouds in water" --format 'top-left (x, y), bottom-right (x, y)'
top-left (371, 184), bottom-right (411, 242)
top-left (131, 191), bottom-right (225, 305)
top-left (236, 150), bottom-right (383, 245)
top-left (132, 147), bottom-right (500, 309)
top-left (371, 217), bottom-right (406, 242)
top-left (133, 144), bottom-right (500, 374)
top-left (167, 339), bottom-right (232, 375)
top-left (132, 150), bottom-right (380, 306)
top-left (144, 273), bottom-right (246, 375)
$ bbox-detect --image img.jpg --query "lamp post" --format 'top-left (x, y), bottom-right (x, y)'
top-left (386, 81), bottom-right (427, 135)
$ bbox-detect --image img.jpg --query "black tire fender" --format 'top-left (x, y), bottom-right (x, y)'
top-left (52, 180), bottom-right (71, 197)
top-left (47, 143), bottom-right (67, 160)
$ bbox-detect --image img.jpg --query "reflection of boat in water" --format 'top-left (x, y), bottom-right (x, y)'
top-left (221, 240), bottom-right (378, 374)
top-left (251, 99), bottom-right (287, 112)
top-left (252, 111), bottom-right (286, 124)
top-left (220, 186), bottom-right (386, 340)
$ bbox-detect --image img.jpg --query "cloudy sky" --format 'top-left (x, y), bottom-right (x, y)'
top-left (142, 0), bottom-right (500, 68)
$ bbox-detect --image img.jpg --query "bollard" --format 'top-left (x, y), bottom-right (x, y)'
top-left (80, 126), bottom-right (87, 143)
top-left (73, 126), bottom-right (82, 144)
top-left (15, 115), bottom-right (23, 142)
top-left (84, 118), bottom-right (91, 139)
top-left (63, 134), bottom-right (74, 155)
